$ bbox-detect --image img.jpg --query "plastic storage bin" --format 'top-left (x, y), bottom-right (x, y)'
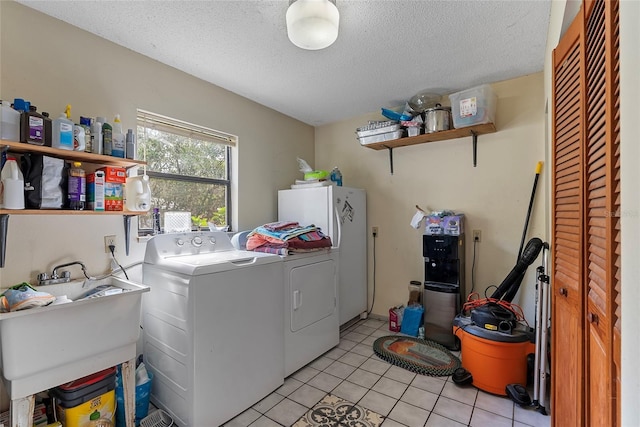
top-left (448, 84), bottom-right (497, 128)
top-left (358, 129), bottom-right (404, 145)
top-left (51, 366), bottom-right (117, 427)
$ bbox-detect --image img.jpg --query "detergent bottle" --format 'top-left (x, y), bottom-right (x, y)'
top-left (102, 118), bottom-right (113, 156)
top-left (52, 105), bottom-right (74, 150)
top-left (0, 157), bottom-right (25, 209)
top-left (125, 174), bottom-right (151, 212)
top-left (111, 114), bottom-right (125, 158)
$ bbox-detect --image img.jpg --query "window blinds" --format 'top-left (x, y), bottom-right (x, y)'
top-left (137, 109), bottom-right (237, 147)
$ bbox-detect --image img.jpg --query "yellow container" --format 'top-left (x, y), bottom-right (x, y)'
top-left (56, 390), bottom-right (115, 427)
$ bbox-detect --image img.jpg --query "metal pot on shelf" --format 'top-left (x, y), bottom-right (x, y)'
top-left (424, 104), bottom-right (452, 133)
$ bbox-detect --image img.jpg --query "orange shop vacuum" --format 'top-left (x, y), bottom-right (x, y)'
top-left (452, 238), bottom-right (549, 415)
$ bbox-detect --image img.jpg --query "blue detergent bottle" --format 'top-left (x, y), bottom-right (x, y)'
top-left (330, 167), bottom-right (343, 186)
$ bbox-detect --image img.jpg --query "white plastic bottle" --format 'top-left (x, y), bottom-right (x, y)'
top-left (125, 174), bottom-right (151, 211)
top-left (111, 114), bottom-right (125, 158)
top-left (52, 106), bottom-right (74, 150)
top-left (92, 117), bottom-right (105, 154)
top-left (0, 157), bottom-right (25, 209)
top-left (0, 101), bottom-right (21, 141)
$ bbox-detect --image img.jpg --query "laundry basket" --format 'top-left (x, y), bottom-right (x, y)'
top-left (140, 409), bottom-right (174, 427)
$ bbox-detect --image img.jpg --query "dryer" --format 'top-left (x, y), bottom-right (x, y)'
top-left (141, 231), bottom-right (284, 427)
top-left (230, 231), bottom-right (340, 378)
top-left (283, 250), bottom-right (340, 376)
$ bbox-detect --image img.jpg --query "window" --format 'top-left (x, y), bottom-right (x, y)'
top-left (135, 110), bottom-right (236, 234)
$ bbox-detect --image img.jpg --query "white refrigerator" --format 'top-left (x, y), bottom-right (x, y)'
top-left (278, 186), bottom-right (367, 325)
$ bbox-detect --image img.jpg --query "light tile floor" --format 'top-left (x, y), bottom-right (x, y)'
top-left (223, 317), bottom-right (551, 427)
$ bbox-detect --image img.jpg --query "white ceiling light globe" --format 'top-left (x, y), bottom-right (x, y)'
top-left (286, 0), bottom-right (340, 50)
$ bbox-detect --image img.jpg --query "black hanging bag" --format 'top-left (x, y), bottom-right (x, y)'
top-left (21, 153), bottom-right (67, 209)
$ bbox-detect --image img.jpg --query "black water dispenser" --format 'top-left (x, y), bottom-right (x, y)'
top-left (423, 234), bottom-right (466, 349)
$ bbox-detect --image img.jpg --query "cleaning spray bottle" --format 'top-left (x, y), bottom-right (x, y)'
top-left (111, 114), bottom-right (125, 158)
top-left (52, 105), bottom-right (74, 150)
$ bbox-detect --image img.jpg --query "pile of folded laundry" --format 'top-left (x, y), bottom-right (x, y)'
top-left (247, 221), bottom-right (332, 255)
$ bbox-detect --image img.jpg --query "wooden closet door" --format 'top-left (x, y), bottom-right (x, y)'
top-left (551, 10), bottom-right (585, 427)
top-left (583, 0), bottom-right (621, 425)
top-left (552, 1), bottom-right (622, 425)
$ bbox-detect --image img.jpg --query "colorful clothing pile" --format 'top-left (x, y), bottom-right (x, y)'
top-left (247, 221), bottom-right (332, 255)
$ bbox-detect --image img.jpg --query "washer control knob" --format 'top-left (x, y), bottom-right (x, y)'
top-left (176, 238), bottom-right (185, 247)
top-left (192, 236), bottom-right (203, 247)
top-left (209, 237), bottom-right (217, 245)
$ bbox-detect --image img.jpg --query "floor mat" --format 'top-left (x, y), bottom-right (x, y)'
top-left (372, 335), bottom-right (461, 376)
top-left (293, 394), bottom-right (383, 427)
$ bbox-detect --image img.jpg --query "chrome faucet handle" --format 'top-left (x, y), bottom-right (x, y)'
top-left (60, 271), bottom-right (71, 279)
top-left (37, 272), bottom-right (48, 282)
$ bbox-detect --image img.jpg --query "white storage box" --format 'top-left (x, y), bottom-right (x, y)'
top-left (358, 129), bottom-right (404, 145)
top-left (449, 84), bottom-right (497, 128)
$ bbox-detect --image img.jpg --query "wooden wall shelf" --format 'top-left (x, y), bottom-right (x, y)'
top-left (361, 122), bottom-right (497, 172)
top-left (0, 209), bottom-right (144, 216)
top-left (361, 123), bottom-right (496, 150)
top-left (0, 140), bottom-right (149, 265)
top-left (0, 139), bottom-right (145, 168)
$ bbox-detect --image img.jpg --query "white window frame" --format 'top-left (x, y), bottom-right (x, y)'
top-left (136, 109), bottom-right (236, 233)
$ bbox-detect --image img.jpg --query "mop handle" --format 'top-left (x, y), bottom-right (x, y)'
top-left (518, 161), bottom-right (544, 259)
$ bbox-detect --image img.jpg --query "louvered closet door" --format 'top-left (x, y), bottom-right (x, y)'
top-left (551, 10), bottom-right (585, 427)
top-left (584, 0), bottom-right (621, 425)
top-left (552, 1), bottom-right (622, 425)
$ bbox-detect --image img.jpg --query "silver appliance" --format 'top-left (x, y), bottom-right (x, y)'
top-left (423, 234), bottom-right (466, 349)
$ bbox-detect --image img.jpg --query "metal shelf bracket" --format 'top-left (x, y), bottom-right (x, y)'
top-left (384, 146), bottom-right (394, 175)
top-left (124, 215), bottom-right (133, 256)
top-left (471, 130), bottom-right (478, 167)
top-left (0, 214), bottom-right (8, 268)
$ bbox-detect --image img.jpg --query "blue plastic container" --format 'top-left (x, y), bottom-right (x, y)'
top-left (400, 305), bottom-right (424, 337)
top-left (115, 367), bottom-right (153, 427)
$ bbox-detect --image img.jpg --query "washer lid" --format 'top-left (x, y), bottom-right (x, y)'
top-left (153, 249), bottom-right (281, 275)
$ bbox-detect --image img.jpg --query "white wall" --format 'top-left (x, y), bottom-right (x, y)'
top-left (315, 73), bottom-right (546, 323)
top-left (620, 1), bottom-right (640, 425)
top-left (0, 1), bottom-right (314, 286)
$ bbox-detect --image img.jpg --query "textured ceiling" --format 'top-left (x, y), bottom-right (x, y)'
top-left (17, 0), bottom-right (552, 126)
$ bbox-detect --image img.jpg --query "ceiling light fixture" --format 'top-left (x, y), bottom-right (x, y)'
top-left (286, 0), bottom-right (339, 50)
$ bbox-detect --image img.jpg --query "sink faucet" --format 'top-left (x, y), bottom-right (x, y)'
top-left (38, 261), bottom-right (91, 286)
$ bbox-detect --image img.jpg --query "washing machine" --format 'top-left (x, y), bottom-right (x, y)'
top-left (283, 249), bottom-right (340, 377)
top-left (141, 231), bottom-right (284, 427)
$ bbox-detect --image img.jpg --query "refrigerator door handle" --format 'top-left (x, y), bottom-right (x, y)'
top-left (334, 206), bottom-right (342, 247)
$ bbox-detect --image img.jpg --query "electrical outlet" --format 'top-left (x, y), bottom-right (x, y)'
top-left (372, 226), bottom-right (379, 237)
top-left (473, 229), bottom-right (482, 242)
top-left (104, 235), bottom-right (117, 253)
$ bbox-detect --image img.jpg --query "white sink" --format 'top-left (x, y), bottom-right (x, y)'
top-left (0, 277), bottom-right (149, 399)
